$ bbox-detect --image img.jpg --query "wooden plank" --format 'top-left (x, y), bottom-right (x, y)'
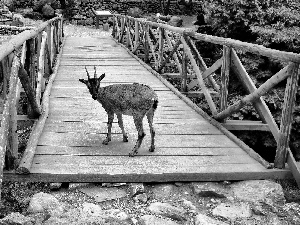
top-left (222, 120), bottom-right (270, 131)
top-left (35, 145), bottom-right (244, 156)
top-left (30, 155), bottom-right (259, 169)
top-left (4, 167), bottom-right (293, 183)
top-left (43, 120), bottom-right (222, 134)
top-left (59, 60), bottom-right (142, 66)
top-left (38, 132), bottom-right (238, 148)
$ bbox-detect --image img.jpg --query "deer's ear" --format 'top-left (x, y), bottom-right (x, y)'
top-left (79, 79), bottom-right (87, 84)
top-left (99, 73), bottom-right (105, 81)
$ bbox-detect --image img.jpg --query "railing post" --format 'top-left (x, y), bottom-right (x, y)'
top-left (220, 46), bottom-right (231, 115)
top-left (134, 20), bottom-right (139, 52)
top-left (24, 38), bottom-right (39, 118)
top-left (158, 27), bottom-right (164, 70)
top-left (144, 23), bottom-right (150, 63)
top-left (274, 63), bottom-right (300, 168)
top-left (181, 48), bottom-right (188, 92)
top-left (46, 24), bottom-right (52, 68)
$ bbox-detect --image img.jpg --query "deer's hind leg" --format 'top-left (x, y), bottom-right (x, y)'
top-left (103, 112), bottom-right (114, 145)
top-left (129, 114), bottom-right (146, 157)
top-left (146, 108), bottom-right (155, 152)
top-left (116, 113), bottom-right (128, 142)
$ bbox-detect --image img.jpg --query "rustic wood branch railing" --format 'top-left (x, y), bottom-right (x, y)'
top-left (0, 16), bottom-right (64, 200)
top-left (112, 14), bottom-right (300, 183)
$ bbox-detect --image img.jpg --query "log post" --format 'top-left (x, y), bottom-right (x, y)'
top-left (220, 46), bottom-right (231, 114)
top-left (181, 48), bottom-right (188, 92)
top-left (2, 56), bottom-right (20, 171)
top-left (36, 32), bottom-right (47, 103)
top-left (133, 20), bottom-right (139, 53)
top-left (46, 24), bottom-right (52, 68)
top-left (144, 24), bottom-right (150, 63)
top-left (126, 18), bottom-right (130, 48)
top-left (24, 38), bottom-right (38, 118)
top-left (0, 57), bottom-right (9, 100)
top-left (18, 64), bottom-right (41, 119)
top-left (158, 27), bottom-right (164, 70)
top-left (274, 63), bottom-right (300, 168)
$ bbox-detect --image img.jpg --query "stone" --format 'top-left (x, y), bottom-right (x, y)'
top-left (0, 212), bottom-right (35, 225)
top-left (195, 213), bottom-right (229, 225)
top-left (49, 183), bottom-right (62, 191)
top-left (129, 183), bottom-right (145, 197)
top-left (148, 202), bottom-right (188, 222)
top-left (192, 182), bottom-right (230, 198)
top-left (82, 202), bottom-right (103, 216)
top-left (27, 192), bottom-right (63, 216)
top-left (152, 184), bottom-right (177, 200)
top-left (167, 16), bottom-right (183, 27)
top-left (134, 193), bottom-right (148, 203)
top-left (79, 186), bottom-right (127, 202)
top-left (231, 180), bottom-right (286, 205)
top-left (181, 199), bottom-right (197, 211)
top-left (140, 215), bottom-right (181, 225)
top-left (212, 202), bottom-right (252, 219)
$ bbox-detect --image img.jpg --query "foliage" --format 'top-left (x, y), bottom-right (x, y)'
top-left (198, 0), bottom-right (300, 160)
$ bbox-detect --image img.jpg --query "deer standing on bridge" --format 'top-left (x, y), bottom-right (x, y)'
top-left (79, 66), bottom-right (158, 157)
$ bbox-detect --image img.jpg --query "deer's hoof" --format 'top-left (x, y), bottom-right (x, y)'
top-left (102, 139), bottom-right (109, 145)
top-left (149, 146), bottom-right (155, 152)
top-left (123, 135), bottom-right (129, 142)
top-left (129, 151), bottom-right (137, 157)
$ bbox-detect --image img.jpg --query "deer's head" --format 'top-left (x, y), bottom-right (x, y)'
top-left (79, 66), bottom-right (105, 100)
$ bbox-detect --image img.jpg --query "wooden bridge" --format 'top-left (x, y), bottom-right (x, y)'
top-left (1, 16), bottom-right (300, 196)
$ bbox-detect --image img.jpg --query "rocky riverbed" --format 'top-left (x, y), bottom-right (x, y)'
top-left (1, 180), bottom-right (300, 225)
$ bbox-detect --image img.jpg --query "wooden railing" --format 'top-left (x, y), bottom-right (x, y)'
top-left (0, 17), bottom-right (64, 199)
top-left (112, 14), bottom-right (300, 176)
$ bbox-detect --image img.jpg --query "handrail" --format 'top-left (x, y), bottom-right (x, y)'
top-left (112, 14), bottom-right (300, 175)
top-left (0, 17), bottom-right (60, 62)
top-left (116, 14), bottom-right (300, 63)
top-left (0, 16), bottom-right (64, 200)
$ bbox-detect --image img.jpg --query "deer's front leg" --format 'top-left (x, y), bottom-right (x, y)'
top-left (103, 112), bottom-right (114, 145)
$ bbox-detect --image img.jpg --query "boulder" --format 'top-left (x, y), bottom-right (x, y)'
top-left (148, 202), bottom-right (188, 222)
top-left (195, 213), bottom-right (229, 225)
top-left (152, 184), bottom-right (177, 200)
top-left (140, 215), bottom-right (181, 225)
top-left (230, 180), bottom-right (286, 206)
top-left (212, 202), bottom-right (252, 220)
top-left (27, 192), bottom-right (63, 216)
top-left (0, 212), bottom-right (35, 225)
top-left (79, 185), bottom-right (127, 203)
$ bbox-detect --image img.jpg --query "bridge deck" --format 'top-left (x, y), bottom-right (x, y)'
top-left (6, 36), bottom-right (292, 182)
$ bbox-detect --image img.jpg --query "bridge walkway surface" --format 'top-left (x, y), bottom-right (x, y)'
top-left (5, 35), bottom-right (292, 182)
